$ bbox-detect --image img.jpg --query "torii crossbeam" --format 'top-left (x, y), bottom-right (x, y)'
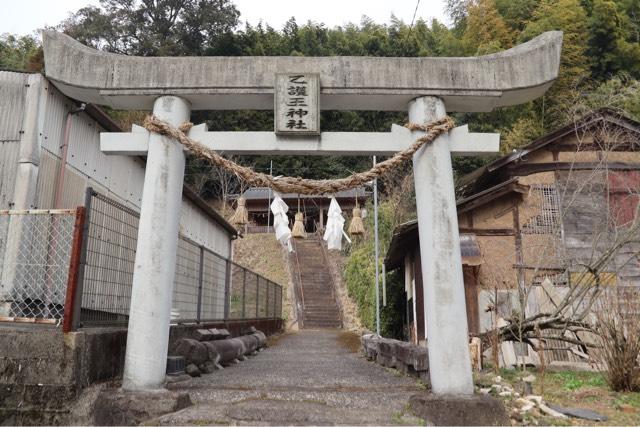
top-left (42, 30), bottom-right (562, 399)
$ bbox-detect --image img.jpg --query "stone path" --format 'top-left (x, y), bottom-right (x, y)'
top-left (158, 330), bottom-right (426, 425)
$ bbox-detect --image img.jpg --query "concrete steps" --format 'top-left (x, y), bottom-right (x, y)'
top-left (291, 238), bottom-right (342, 329)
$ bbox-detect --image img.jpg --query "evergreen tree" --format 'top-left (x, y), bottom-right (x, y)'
top-left (521, 0), bottom-right (592, 126)
top-left (462, 0), bottom-right (514, 55)
top-left (0, 34), bottom-right (41, 71)
top-left (588, 0), bottom-right (630, 78)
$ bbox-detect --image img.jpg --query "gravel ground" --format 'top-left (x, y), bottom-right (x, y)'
top-left (156, 330), bottom-right (426, 426)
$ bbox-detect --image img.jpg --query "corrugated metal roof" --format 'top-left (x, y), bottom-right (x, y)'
top-left (0, 71), bottom-right (27, 141)
top-left (460, 234), bottom-right (482, 266)
top-left (384, 220), bottom-right (483, 270)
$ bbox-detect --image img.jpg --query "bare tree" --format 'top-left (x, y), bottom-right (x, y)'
top-left (185, 155), bottom-right (247, 217)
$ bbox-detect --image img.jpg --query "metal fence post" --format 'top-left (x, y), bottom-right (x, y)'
top-left (256, 275), bottom-right (260, 319)
top-left (69, 188), bottom-right (94, 330)
top-left (273, 283), bottom-right (276, 319)
top-left (197, 245), bottom-right (204, 323)
top-left (266, 280), bottom-right (270, 319)
top-left (223, 259), bottom-right (231, 320)
top-left (62, 206), bottom-right (87, 333)
top-left (242, 269), bottom-right (246, 319)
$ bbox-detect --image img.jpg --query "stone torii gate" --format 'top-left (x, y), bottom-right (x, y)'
top-left (43, 31), bottom-right (562, 397)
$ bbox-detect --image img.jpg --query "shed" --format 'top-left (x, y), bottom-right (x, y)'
top-left (0, 71), bottom-right (237, 321)
top-left (384, 219), bottom-right (483, 344)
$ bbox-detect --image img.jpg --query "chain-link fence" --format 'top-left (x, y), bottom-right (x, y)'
top-left (0, 209), bottom-right (80, 322)
top-left (0, 189), bottom-right (283, 329)
top-left (76, 188), bottom-right (282, 328)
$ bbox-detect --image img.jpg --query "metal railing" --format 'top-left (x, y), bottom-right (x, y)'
top-left (0, 188), bottom-right (283, 330)
top-left (75, 188), bottom-right (282, 329)
top-left (0, 209), bottom-right (81, 323)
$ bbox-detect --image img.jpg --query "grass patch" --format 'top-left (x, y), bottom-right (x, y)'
top-left (476, 369), bottom-right (640, 426)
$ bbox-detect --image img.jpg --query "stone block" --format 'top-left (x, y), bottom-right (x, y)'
top-left (185, 364), bottom-right (201, 377)
top-left (194, 329), bottom-right (214, 341)
top-left (238, 335), bottom-right (259, 354)
top-left (253, 331), bottom-right (267, 348)
top-left (173, 339), bottom-right (208, 366)
top-left (212, 328), bottom-right (231, 340)
top-left (409, 393), bottom-right (509, 426)
top-left (243, 326), bottom-right (258, 335)
top-left (199, 361), bottom-right (216, 374)
top-left (202, 339), bottom-right (243, 365)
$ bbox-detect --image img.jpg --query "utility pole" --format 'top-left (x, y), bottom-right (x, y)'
top-left (373, 156), bottom-right (380, 336)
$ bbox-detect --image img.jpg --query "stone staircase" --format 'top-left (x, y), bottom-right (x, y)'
top-left (291, 237), bottom-right (342, 329)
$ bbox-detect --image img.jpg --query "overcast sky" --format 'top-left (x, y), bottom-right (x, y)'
top-left (3, 0), bottom-right (449, 37)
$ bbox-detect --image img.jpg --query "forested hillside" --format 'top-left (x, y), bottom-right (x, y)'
top-left (1, 0), bottom-right (639, 199)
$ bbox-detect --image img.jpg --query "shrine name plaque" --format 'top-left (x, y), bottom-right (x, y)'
top-left (275, 73), bottom-right (320, 136)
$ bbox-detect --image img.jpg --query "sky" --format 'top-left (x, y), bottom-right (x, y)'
top-left (2, 0), bottom-right (449, 37)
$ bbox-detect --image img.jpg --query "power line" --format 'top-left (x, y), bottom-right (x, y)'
top-left (409, 0), bottom-right (421, 29)
top-left (404, 0), bottom-right (421, 55)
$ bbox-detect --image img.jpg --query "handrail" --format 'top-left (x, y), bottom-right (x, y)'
top-left (291, 238), bottom-right (306, 328)
top-left (314, 220), bottom-right (344, 328)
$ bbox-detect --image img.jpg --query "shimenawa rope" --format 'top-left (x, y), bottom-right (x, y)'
top-left (143, 115), bottom-right (455, 196)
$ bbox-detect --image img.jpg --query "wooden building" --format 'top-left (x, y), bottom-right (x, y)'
top-left (237, 187), bottom-right (369, 233)
top-left (385, 109), bottom-right (640, 361)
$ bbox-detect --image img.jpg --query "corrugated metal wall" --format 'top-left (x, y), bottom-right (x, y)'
top-left (35, 80), bottom-right (231, 253)
top-left (0, 71), bottom-right (231, 263)
top-left (180, 200), bottom-right (231, 257)
top-left (0, 72), bottom-right (28, 210)
top-left (0, 72), bottom-right (27, 142)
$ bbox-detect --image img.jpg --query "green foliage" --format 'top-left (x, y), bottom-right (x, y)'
top-left (462, 0), bottom-right (514, 55)
top-left (2, 0), bottom-right (639, 197)
top-left (501, 115), bottom-right (545, 153)
top-left (522, 0), bottom-right (592, 125)
top-left (59, 0), bottom-right (240, 56)
top-left (588, 0), bottom-right (640, 79)
top-left (0, 34), bottom-right (40, 71)
top-left (555, 371), bottom-right (607, 390)
top-left (343, 200), bottom-right (409, 338)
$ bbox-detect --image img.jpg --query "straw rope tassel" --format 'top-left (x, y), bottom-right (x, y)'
top-left (292, 196), bottom-right (306, 239)
top-left (231, 196), bottom-right (249, 225)
top-left (348, 204), bottom-right (365, 236)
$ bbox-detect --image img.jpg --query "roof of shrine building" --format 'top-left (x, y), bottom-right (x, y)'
top-left (42, 30), bottom-right (562, 113)
top-left (238, 187), bottom-right (368, 201)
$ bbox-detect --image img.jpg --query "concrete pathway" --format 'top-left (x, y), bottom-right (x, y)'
top-left (158, 330), bottom-right (426, 425)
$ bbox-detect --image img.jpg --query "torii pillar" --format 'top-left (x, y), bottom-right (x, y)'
top-left (410, 96), bottom-right (473, 394)
top-left (122, 96), bottom-right (190, 390)
top-left (42, 30), bottom-right (562, 407)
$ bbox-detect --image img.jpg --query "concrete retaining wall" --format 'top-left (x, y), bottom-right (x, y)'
top-left (0, 319), bottom-right (282, 424)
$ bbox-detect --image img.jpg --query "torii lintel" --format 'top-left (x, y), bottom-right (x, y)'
top-left (42, 30), bottom-right (562, 113)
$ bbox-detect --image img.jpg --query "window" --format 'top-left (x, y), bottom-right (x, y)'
top-left (522, 185), bottom-right (561, 235)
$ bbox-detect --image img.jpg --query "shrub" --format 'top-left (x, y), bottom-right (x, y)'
top-left (592, 288), bottom-right (640, 392)
top-left (343, 200), bottom-right (408, 339)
